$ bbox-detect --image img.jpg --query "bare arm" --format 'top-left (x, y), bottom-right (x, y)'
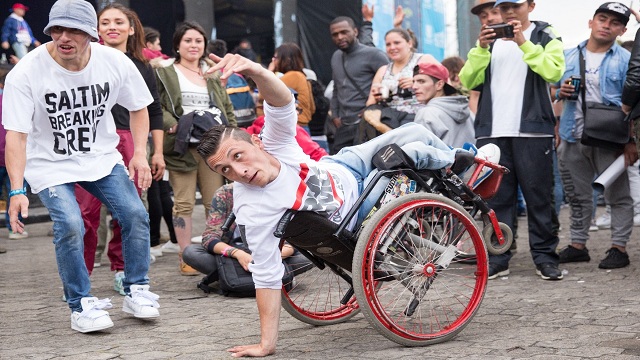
top-left (5, 130), bottom-right (29, 233)
top-left (208, 54), bottom-right (291, 108)
top-left (227, 288), bottom-right (280, 357)
top-left (366, 66), bottom-right (387, 106)
top-left (128, 108), bottom-right (152, 190)
top-left (149, 129), bottom-right (165, 181)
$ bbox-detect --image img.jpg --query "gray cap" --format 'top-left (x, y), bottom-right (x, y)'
top-left (43, 0), bottom-right (99, 41)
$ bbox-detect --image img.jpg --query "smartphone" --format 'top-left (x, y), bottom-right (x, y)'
top-left (568, 75), bottom-right (581, 101)
top-left (488, 23), bottom-right (515, 39)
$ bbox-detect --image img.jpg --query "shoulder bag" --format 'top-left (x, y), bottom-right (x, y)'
top-left (579, 50), bottom-right (629, 151)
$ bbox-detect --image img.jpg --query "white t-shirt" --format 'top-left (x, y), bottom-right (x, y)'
top-left (2, 43), bottom-right (153, 193)
top-left (489, 24), bottom-right (536, 138)
top-left (234, 99), bottom-right (358, 289)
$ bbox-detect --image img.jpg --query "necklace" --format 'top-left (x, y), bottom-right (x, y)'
top-left (178, 62), bottom-right (204, 79)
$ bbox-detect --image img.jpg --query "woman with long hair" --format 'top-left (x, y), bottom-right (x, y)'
top-left (73, 3), bottom-right (166, 295)
top-left (269, 42), bottom-right (315, 131)
top-left (155, 21), bottom-right (236, 275)
top-left (366, 28), bottom-right (438, 113)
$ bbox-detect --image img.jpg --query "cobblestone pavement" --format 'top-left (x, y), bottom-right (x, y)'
top-left (1, 205), bottom-right (640, 360)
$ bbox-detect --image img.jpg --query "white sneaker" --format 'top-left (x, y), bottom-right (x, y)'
top-left (589, 219), bottom-right (599, 232)
top-left (191, 235), bottom-right (203, 244)
top-left (114, 271), bottom-right (126, 296)
top-left (71, 297), bottom-right (114, 333)
top-left (150, 254), bottom-right (156, 264)
top-left (122, 284), bottom-right (160, 319)
top-left (634, 213), bottom-right (640, 227)
top-left (160, 241), bottom-right (180, 254)
top-left (150, 245), bottom-right (163, 257)
top-left (596, 211), bottom-right (611, 230)
top-left (8, 230), bottom-right (28, 240)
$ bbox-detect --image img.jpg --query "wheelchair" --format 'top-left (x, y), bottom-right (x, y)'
top-left (256, 147), bottom-right (510, 346)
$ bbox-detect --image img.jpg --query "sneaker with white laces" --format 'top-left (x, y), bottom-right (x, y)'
top-left (71, 297), bottom-right (114, 333)
top-left (113, 271), bottom-right (126, 296)
top-left (122, 284), bottom-right (160, 319)
top-left (160, 241), bottom-right (180, 254)
top-left (596, 209), bottom-right (611, 229)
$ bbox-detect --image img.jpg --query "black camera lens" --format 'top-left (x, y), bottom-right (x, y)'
top-left (397, 87), bottom-right (413, 99)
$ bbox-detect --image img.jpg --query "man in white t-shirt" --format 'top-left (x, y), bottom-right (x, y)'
top-left (197, 53), bottom-right (469, 357)
top-left (553, 2), bottom-right (636, 270)
top-left (459, 0), bottom-right (565, 281)
top-left (2, 0), bottom-right (160, 333)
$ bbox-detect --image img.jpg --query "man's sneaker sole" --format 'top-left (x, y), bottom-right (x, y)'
top-left (535, 269), bottom-right (563, 280)
top-left (71, 320), bottom-right (114, 333)
top-left (122, 304), bottom-right (160, 319)
top-left (488, 269), bottom-right (509, 280)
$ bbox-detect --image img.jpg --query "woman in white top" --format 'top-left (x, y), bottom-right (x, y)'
top-left (155, 21), bottom-right (236, 275)
top-left (367, 28), bottom-right (438, 114)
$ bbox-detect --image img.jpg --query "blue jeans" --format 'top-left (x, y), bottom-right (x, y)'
top-left (321, 122), bottom-right (456, 223)
top-left (11, 42), bottom-right (28, 59)
top-left (38, 164), bottom-right (150, 312)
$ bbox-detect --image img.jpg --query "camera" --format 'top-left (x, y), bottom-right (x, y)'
top-left (397, 87), bottom-right (413, 99)
top-left (488, 23), bottom-right (514, 39)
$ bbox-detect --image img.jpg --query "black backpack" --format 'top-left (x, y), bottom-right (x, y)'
top-left (197, 245), bottom-right (294, 297)
top-left (307, 79), bottom-right (330, 137)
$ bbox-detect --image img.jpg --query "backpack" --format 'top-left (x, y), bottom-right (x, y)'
top-left (307, 79), bottom-right (330, 137)
top-left (226, 73), bottom-right (256, 128)
top-left (197, 245), bottom-right (294, 298)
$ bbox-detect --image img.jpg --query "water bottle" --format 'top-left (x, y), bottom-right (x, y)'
top-left (0, 53), bottom-right (7, 64)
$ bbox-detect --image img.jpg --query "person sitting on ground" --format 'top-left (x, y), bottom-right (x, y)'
top-left (196, 52), bottom-right (477, 357)
top-left (182, 183), bottom-right (312, 278)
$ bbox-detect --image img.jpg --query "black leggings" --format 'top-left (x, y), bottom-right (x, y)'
top-left (148, 179), bottom-right (177, 246)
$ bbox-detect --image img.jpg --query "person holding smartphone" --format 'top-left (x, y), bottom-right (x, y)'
top-left (459, 0), bottom-right (565, 281)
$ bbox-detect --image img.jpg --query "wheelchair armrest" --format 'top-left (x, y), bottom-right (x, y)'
top-left (274, 209), bottom-right (297, 238)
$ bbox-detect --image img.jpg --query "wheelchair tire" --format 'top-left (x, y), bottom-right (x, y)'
top-left (483, 222), bottom-right (514, 256)
top-left (353, 193), bottom-right (488, 346)
top-left (281, 261), bottom-right (360, 326)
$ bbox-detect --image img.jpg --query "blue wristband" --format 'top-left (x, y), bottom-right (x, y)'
top-left (9, 187), bottom-right (26, 197)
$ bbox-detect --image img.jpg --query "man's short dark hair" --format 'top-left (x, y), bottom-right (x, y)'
top-left (197, 125), bottom-right (253, 163)
top-left (330, 16), bottom-right (356, 29)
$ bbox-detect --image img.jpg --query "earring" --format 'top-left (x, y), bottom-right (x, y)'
top-left (176, 50), bottom-right (180, 53)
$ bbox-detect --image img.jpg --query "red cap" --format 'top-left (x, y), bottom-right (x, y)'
top-left (413, 62), bottom-right (458, 95)
top-left (12, 3), bottom-right (29, 11)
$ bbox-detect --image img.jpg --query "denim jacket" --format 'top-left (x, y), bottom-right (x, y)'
top-left (557, 41), bottom-right (629, 142)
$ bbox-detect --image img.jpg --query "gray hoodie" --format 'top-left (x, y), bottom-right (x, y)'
top-left (414, 95), bottom-right (475, 148)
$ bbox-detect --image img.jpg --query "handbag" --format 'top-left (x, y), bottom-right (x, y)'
top-left (579, 51), bottom-right (629, 151)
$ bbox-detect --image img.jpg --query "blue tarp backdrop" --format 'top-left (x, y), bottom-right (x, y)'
top-left (367, 0), bottom-right (446, 61)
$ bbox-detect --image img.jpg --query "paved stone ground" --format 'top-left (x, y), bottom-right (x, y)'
top-left (2, 204), bottom-right (640, 360)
